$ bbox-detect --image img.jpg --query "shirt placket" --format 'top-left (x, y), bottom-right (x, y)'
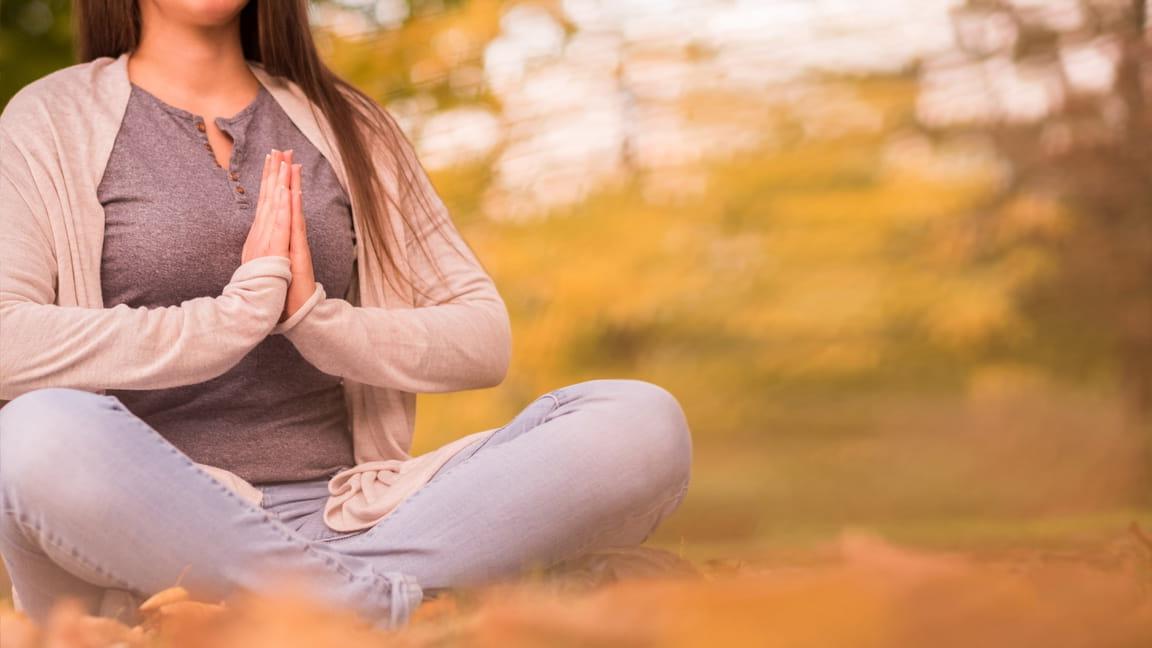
top-left (191, 115), bottom-right (251, 207)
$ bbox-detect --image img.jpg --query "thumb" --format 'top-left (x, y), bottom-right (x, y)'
top-left (289, 169), bottom-right (308, 264)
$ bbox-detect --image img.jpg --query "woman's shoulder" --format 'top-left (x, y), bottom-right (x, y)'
top-left (1, 56), bottom-right (123, 133)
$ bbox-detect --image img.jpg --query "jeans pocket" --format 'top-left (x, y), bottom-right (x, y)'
top-left (311, 518), bottom-right (370, 543)
top-left (290, 506), bottom-right (370, 544)
top-left (316, 528), bottom-right (369, 543)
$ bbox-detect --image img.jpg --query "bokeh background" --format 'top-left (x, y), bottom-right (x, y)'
top-left (1, 0), bottom-right (1149, 572)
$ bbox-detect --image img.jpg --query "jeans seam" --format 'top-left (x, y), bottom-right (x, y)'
top-left (639, 478), bottom-right (691, 543)
top-left (561, 477), bottom-right (691, 563)
top-left (2, 508), bottom-right (138, 593)
top-left (99, 398), bottom-right (406, 596)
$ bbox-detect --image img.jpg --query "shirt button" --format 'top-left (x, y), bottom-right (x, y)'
top-left (236, 185), bottom-right (246, 194)
top-left (229, 171), bottom-right (239, 181)
top-left (196, 122), bottom-right (206, 132)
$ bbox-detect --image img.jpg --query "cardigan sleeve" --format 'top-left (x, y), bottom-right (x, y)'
top-left (277, 112), bottom-right (512, 393)
top-left (0, 130), bottom-right (293, 400)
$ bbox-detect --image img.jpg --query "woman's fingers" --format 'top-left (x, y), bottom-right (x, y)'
top-left (277, 156), bottom-right (291, 190)
top-left (257, 151), bottom-right (275, 219)
top-left (263, 157), bottom-right (290, 229)
top-left (248, 149), bottom-right (279, 258)
top-left (290, 163), bottom-right (314, 274)
top-left (281, 150), bottom-right (295, 249)
top-left (258, 152), bottom-right (272, 203)
top-left (260, 184), bottom-right (282, 258)
top-left (289, 163), bottom-right (308, 256)
top-left (264, 158), bottom-right (293, 259)
top-left (294, 166), bottom-right (314, 273)
top-left (260, 152), bottom-right (286, 247)
top-left (241, 148), bottom-right (296, 263)
top-left (257, 152), bottom-right (275, 223)
top-left (242, 152), bottom-right (272, 262)
top-left (272, 183), bottom-right (292, 258)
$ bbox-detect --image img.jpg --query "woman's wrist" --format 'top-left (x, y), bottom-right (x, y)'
top-left (270, 281), bottom-right (326, 335)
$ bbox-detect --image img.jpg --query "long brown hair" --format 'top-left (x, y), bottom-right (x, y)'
top-left (73, 0), bottom-right (464, 302)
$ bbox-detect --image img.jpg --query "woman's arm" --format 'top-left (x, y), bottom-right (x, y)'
top-left (274, 128), bottom-right (512, 393)
top-left (0, 133), bottom-right (293, 400)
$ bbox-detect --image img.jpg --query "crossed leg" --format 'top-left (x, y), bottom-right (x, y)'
top-left (0, 379), bottom-right (692, 627)
top-left (0, 388), bottom-right (420, 629)
top-left (321, 379), bottom-right (693, 590)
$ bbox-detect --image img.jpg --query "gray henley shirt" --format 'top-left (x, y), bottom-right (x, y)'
top-left (97, 79), bottom-right (357, 485)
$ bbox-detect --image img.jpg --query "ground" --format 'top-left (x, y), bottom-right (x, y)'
top-left (1, 526), bottom-right (1149, 647)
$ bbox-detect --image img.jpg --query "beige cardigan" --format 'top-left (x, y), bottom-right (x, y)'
top-left (0, 53), bottom-right (511, 532)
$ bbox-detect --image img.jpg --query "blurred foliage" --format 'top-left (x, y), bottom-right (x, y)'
top-left (413, 75), bottom-right (1148, 548)
top-left (0, 0), bottom-right (73, 102)
top-left (4, 530), bottom-right (1152, 647)
top-left (917, 0), bottom-right (1152, 419)
top-left (314, 0), bottom-right (503, 109)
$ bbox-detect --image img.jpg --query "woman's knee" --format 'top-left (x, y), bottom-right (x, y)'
top-left (577, 378), bottom-right (694, 494)
top-left (0, 388), bottom-right (122, 500)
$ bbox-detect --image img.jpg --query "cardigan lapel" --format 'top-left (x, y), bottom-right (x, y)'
top-left (79, 55), bottom-right (133, 309)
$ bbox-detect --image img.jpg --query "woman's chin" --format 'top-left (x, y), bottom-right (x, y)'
top-left (150, 0), bottom-right (250, 28)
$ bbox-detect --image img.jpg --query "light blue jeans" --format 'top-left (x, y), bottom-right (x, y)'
top-left (0, 379), bottom-right (692, 630)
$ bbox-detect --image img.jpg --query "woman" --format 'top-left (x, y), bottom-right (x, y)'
top-left (0, 0), bottom-right (692, 631)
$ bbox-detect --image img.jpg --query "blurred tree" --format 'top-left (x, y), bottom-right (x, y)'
top-left (917, 0), bottom-right (1151, 420)
top-left (316, 0), bottom-right (503, 111)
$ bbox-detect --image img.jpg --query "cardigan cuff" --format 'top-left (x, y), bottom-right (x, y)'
top-left (271, 281), bottom-right (326, 335)
top-left (230, 255), bottom-right (292, 284)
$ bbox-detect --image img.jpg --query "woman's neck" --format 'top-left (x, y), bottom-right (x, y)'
top-left (127, 10), bottom-right (258, 116)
